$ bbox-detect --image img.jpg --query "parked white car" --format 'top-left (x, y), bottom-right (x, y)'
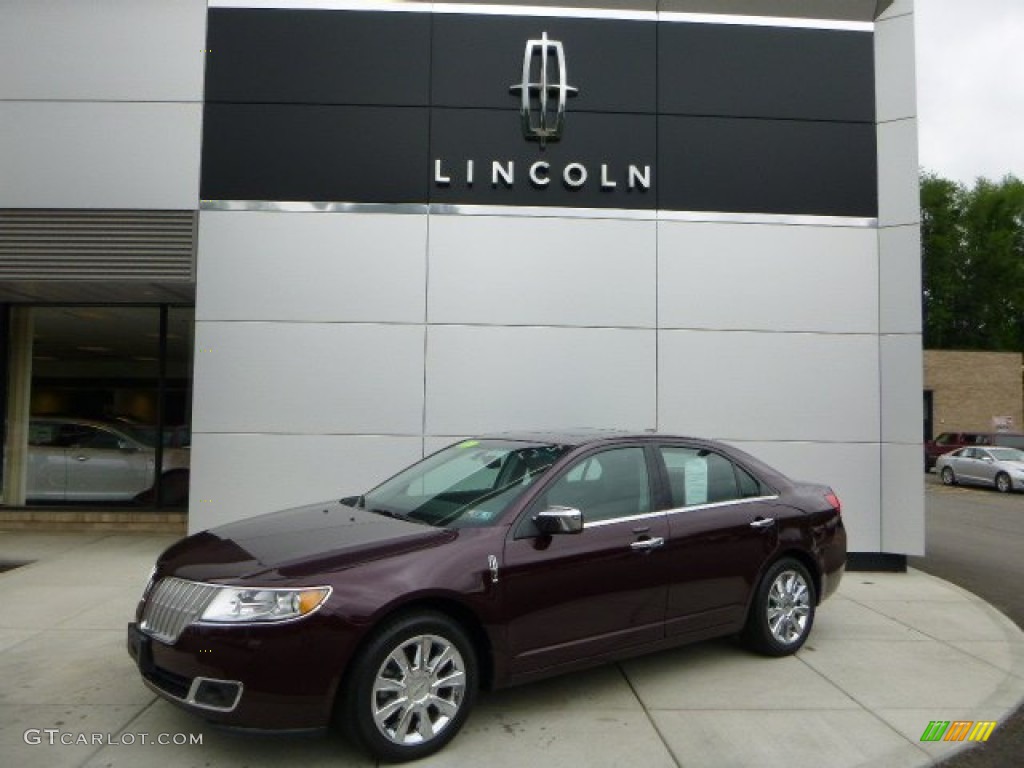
top-left (27, 418), bottom-right (190, 503)
top-left (936, 446), bottom-right (1024, 493)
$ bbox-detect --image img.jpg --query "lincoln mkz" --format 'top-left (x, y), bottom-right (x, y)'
top-left (127, 432), bottom-right (846, 761)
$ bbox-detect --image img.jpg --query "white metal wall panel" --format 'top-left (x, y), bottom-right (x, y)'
top-left (881, 443), bottom-right (925, 556)
top-left (428, 215), bottom-right (657, 328)
top-left (190, 433), bottom-right (423, 530)
top-left (658, 221), bottom-right (878, 333)
top-left (658, 329), bottom-right (880, 443)
top-left (877, 118), bottom-right (921, 228)
top-left (880, 334), bottom-right (923, 444)
top-left (197, 211), bottom-right (427, 323)
top-left (425, 325), bottom-right (657, 435)
top-left (878, 225), bottom-right (922, 334)
top-left (192, 321), bottom-right (425, 435)
top-left (0, 102), bottom-right (202, 209)
top-left (875, 10), bottom-right (917, 123)
top-left (0, 0), bottom-right (206, 102)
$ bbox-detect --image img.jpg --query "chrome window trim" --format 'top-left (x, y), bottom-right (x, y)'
top-left (658, 12), bottom-right (872, 32)
top-left (583, 509), bottom-right (666, 529)
top-left (200, 200), bottom-right (428, 215)
top-left (430, 204), bottom-right (657, 221)
top-left (665, 495), bottom-right (780, 516)
top-left (210, 1), bottom-right (434, 12)
top-left (209, 1), bottom-right (874, 30)
top-left (657, 210), bottom-right (878, 229)
top-left (432, 4), bottom-right (656, 21)
top-left (200, 201), bottom-right (878, 228)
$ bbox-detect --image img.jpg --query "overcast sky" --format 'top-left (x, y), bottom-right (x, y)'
top-left (915, 0), bottom-right (1024, 185)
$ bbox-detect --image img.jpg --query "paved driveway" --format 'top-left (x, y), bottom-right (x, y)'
top-left (1, 530), bottom-right (1022, 768)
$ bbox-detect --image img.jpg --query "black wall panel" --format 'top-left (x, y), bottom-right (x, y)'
top-left (431, 14), bottom-right (657, 114)
top-left (658, 24), bottom-right (875, 122)
top-left (201, 105), bottom-right (429, 203)
top-left (430, 110), bottom-right (656, 209)
top-left (659, 116), bottom-right (877, 216)
top-left (201, 8), bottom-right (878, 217)
top-left (205, 9), bottom-right (431, 106)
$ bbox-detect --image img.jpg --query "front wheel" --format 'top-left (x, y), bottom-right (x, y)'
top-left (742, 558), bottom-right (816, 656)
top-left (995, 472), bottom-right (1012, 493)
top-left (941, 466), bottom-right (956, 486)
top-left (341, 612), bottom-right (477, 763)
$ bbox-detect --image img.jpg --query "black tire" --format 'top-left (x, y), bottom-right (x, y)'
top-left (941, 466), bottom-right (956, 486)
top-left (995, 472), bottom-right (1012, 493)
top-left (742, 558), bottom-right (817, 657)
top-left (340, 611), bottom-right (477, 763)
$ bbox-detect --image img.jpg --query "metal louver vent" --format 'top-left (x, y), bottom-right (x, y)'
top-left (0, 209), bottom-right (196, 281)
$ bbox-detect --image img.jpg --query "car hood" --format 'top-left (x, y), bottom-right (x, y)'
top-left (157, 501), bottom-right (455, 583)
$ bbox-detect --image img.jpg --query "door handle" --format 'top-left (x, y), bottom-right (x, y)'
top-left (74, 455), bottom-right (89, 462)
top-left (630, 537), bottom-right (665, 552)
top-left (749, 517), bottom-right (775, 529)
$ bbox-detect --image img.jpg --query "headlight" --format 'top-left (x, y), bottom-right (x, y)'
top-left (199, 586), bottom-right (331, 624)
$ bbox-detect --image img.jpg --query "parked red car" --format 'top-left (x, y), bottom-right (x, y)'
top-left (127, 432), bottom-right (846, 762)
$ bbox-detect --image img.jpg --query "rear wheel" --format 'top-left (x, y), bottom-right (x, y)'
top-left (995, 472), bottom-right (1012, 493)
top-left (941, 466), bottom-right (956, 486)
top-left (341, 612), bottom-right (477, 763)
top-left (742, 558), bottom-right (816, 656)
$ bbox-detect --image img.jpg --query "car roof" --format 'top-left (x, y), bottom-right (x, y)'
top-left (478, 430), bottom-right (721, 448)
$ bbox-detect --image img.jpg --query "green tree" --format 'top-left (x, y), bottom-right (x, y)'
top-left (920, 173), bottom-right (1024, 350)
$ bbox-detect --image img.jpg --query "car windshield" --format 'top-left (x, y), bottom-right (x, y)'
top-left (358, 439), bottom-right (571, 528)
top-left (988, 447), bottom-right (1024, 462)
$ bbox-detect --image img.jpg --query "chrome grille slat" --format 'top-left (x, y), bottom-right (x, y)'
top-left (141, 577), bottom-right (219, 645)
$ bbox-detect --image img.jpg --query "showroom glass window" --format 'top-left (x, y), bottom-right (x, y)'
top-left (1, 305), bottom-right (195, 509)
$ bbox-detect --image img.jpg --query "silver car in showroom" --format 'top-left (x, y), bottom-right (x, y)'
top-left (27, 417), bottom-right (190, 503)
top-left (936, 446), bottom-right (1024, 493)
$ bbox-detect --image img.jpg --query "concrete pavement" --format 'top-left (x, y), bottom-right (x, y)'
top-left (1, 531), bottom-right (1022, 768)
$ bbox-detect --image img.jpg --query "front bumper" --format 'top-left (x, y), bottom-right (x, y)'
top-left (126, 618), bottom-right (355, 729)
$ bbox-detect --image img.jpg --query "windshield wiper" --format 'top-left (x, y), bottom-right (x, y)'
top-left (367, 506), bottom-right (414, 523)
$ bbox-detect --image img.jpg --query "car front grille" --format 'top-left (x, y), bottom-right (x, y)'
top-left (140, 577), bottom-right (219, 645)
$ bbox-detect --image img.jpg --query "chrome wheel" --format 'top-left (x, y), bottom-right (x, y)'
top-left (766, 569), bottom-right (812, 646)
top-left (371, 633), bottom-right (467, 747)
top-left (996, 473), bottom-right (1011, 493)
top-left (941, 466), bottom-right (955, 485)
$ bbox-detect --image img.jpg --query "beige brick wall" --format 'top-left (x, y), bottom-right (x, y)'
top-left (924, 350), bottom-right (1024, 434)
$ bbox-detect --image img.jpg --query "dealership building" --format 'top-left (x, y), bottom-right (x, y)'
top-left (0, 0), bottom-right (921, 563)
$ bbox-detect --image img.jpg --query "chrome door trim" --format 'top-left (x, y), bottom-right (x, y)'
top-left (583, 509), bottom-right (666, 529)
top-left (665, 495), bottom-right (781, 517)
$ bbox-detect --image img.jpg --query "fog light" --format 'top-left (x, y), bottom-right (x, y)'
top-left (188, 678), bottom-right (242, 711)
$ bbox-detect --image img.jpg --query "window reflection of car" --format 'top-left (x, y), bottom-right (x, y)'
top-left (27, 418), bottom-right (190, 504)
top-left (936, 446), bottom-right (1024, 493)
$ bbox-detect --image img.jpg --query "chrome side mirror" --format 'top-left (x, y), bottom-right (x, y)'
top-left (533, 506), bottom-right (583, 535)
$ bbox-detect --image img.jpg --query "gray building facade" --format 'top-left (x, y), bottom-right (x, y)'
top-left (0, 0), bottom-right (922, 559)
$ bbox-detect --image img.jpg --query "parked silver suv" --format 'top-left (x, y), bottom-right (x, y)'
top-left (28, 418), bottom-right (190, 504)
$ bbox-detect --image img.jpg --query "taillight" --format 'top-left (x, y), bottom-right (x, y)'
top-left (825, 490), bottom-right (842, 516)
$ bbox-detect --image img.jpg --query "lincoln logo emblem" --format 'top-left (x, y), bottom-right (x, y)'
top-left (509, 32), bottom-right (578, 146)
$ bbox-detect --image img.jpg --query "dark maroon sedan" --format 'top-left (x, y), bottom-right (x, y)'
top-left (127, 432), bottom-right (845, 762)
